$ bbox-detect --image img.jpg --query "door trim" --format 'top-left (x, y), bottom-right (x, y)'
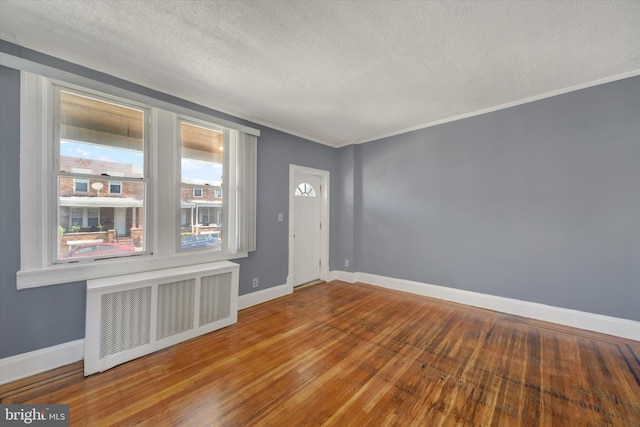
top-left (288, 165), bottom-right (330, 293)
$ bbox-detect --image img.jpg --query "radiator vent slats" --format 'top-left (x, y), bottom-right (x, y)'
top-left (158, 279), bottom-right (195, 340)
top-left (200, 273), bottom-right (232, 326)
top-left (85, 262), bottom-right (239, 376)
top-left (99, 287), bottom-right (152, 359)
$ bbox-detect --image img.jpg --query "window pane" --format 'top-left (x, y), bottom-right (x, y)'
top-left (180, 122), bottom-right (223, 251)
top-left (74, 179), bottom-right (89, 193)
top-left (87, 208), bottom-right (100, 227)
top-left (59, 91), bottom-right (144, 178)
top-left (70, 208), bottom-right (82, 228)
top-left (295, 183), bottom-right (316, 197)
top-left (56, 90), bottom-right (146, 262)
top-left (109, 181), bottom-right (122, 194)
top-left (58, 179), bottom-right (145, 260)
top-left (180, 186), bottom-right (222, 250)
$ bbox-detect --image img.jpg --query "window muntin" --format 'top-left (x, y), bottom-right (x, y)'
top-left (295, 183), bottom-right (316, 197)
top-left (179, 121), bottom-right (224, 251)
top-left (56, 89), bottom-right (147, 261)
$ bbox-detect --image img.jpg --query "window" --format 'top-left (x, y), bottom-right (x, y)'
top-left (68, 207), bottom-right (100, 229)
top-left (56, 89), bottom-right (146, 261)
top-left (295, 183), bottom-right (316, 197)
top-left (70, 207), bottom-right (83, 228)
top-left (18, 70), bottom-right (258, 288)
top-left (180, 120), bottom-right (224, 250)
top-left (74, 179), bottom-right (89, 193)
top-left (109, 181), bottom-right (122, 195)
top-left (87, 208), bottom-right (100, 228)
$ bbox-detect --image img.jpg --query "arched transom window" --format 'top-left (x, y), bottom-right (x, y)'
top-left (295, 183), bottom-right (316, 197)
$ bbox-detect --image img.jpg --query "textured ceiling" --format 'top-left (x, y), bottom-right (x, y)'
top-left (1, 1), bottom-right (640, 146)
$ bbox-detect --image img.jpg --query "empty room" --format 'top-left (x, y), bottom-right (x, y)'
top-left (0, 1), bottom-right (639, 425)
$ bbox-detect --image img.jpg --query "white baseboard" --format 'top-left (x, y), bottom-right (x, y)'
top-left (330, 270), bottom-right (640, 342)
top-left (0, 339), bottom-right (84, 385)
top-left (328, 270), bottom-right (357, 283)
top-left (238, 283), bottom-right (291, 310)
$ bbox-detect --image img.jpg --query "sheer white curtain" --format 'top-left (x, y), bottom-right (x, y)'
top-left (233, 131), bottom-right (257, 253)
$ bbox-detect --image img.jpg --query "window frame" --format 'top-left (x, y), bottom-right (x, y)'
top-left (53, 85), bottom-right (150, 262)
top-left (69, 207), bottom-right (83, 228)
top-left (178, 116), bottom-right (229, 254)
top-left (108, 181), bottom-right (122, 195)
top-left (74, 178), bottom-right (89, 193)
top-left (17, 70), bottom-right (258, 289)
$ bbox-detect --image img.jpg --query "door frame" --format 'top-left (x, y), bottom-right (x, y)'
top-left (287, 164), bottom-right (330, 292)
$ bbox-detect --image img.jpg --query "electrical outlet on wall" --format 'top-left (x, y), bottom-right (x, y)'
top-left (344, 259), bottom-right (350, 267)
top-left (252, 277), bottom-right (259, 288)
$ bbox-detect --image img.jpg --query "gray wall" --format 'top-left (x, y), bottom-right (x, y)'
top-left (351, 76), bottom-right (640, 321)
top-left (236, 127), bottom-right (335, 295)
top-left (330, 145), bottom-right (355, 272)
top-left (1, 66), bottom-right (88, 357)
top-left (0, 44), bottom-right (335, 358)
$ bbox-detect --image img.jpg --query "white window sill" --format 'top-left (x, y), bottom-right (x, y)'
top-left (17, 250), bottom-right (247, 289)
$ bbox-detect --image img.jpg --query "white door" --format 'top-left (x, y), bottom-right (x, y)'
top-left (293, 172), bottom-right (322, 286)
top-left (114, 208), bottom-right (126, 236)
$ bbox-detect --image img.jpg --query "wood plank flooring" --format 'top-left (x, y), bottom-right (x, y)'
top-left (2, 280), bottom-right (639, 426)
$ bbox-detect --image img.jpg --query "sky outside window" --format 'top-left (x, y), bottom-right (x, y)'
top-left (61, 140), bottom-right (222, 183)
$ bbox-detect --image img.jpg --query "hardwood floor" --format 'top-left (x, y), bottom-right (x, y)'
top-left (2, 280), bottom-right (639, 426)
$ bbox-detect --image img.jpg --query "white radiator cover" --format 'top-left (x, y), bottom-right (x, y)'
top-left (85, 261), bottom-right (239, 375)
